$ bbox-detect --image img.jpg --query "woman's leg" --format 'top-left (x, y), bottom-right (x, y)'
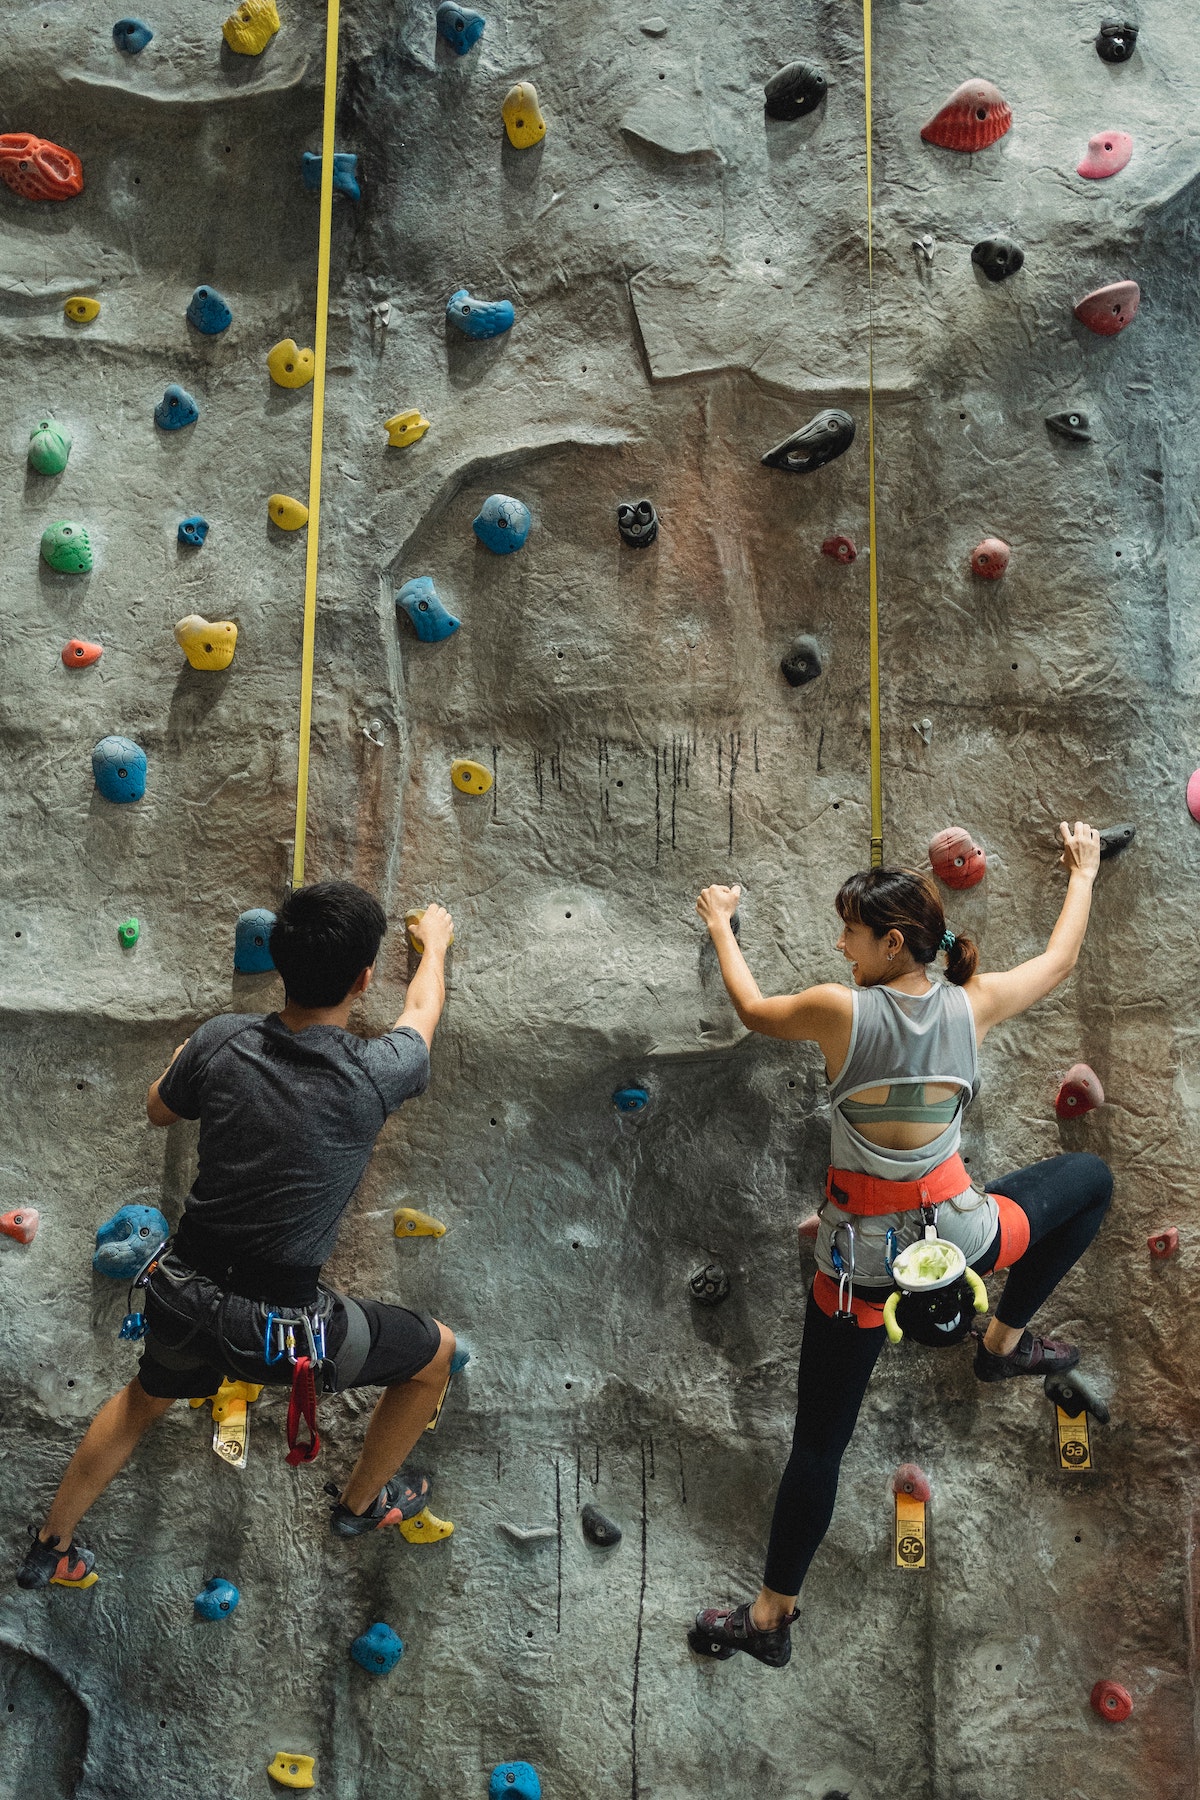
top-left (985, 1151), bottom-right (1113, 1329)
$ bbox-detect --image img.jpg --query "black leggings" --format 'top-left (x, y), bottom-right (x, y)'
top-left (761, 1152), bottom-right (1112, 1597)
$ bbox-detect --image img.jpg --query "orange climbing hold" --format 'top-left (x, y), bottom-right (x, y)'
top-left (0, 134), bottom-right (84, 201)
top-left (920, 80), bottom-right (1011, 153)
top-left (971, 537), bottom-right (1010, 579)
top-left (62, 639), bottom-right (103, 668)
top-left (929, 826), bottom-right (986, 890)
top-left (1090, 1680), bottom-right (1132, 1723)
top-left (1055, 1063), bottom-right (1104, 1119)
top-left (1148, 1227), bottom-right (1179, 1260)
top-left (0, 1209), bottom-right (39, 1245)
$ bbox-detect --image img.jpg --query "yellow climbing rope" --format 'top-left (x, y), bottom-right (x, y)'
top-left (291, 0), bottom-right (341, 890)
top-left (862, 0), bottom-right (883, 868)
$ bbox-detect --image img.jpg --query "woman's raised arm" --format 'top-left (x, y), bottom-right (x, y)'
top-left (966, 822), bottom-right (1101, 1039)
top-left (696, 884), bottom-right (852, 1051)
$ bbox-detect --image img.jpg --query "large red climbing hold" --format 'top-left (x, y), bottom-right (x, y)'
top-left (1090, 1680), bottom-right (1132, 1723)
top-left (62, 639), bottom-right (103, 669)
top-left (920, 80), bottom-right (1012, 153)
top-left (1148, 1227), bottom-right (1179, 1260)
top-left (1187, 770), bottom-right (1200, 822)
top-left (1077, 130), bottom-right (1133, 180)
top-left (971, 537), bottom-right (1010, 579)
top-left (0, 1209), bottom-right (39, 1245)
top-left (821, 534), bottom-right (857, 563)
top-left (1055, 1063), bottom-right (1104, 1120)
top-left (0, 134), bottom-right (84, 201)
top-left (1074, 281), bottom-right (1140, 337)
top-left (892, 1463), bottom-right (931, 1503)
top-left (929, 826), bottom-right (986, 890)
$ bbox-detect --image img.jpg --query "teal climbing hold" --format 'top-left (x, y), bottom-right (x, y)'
top-left (436, 2), bottom-right (485, 53)
top-left (489, 1764), bottom-right (541, 1800)
top-left (40, 520), bottom-right (92, 573)
top-left (302, 151), bottom-right (360, 199)
top-left (613, 1086), bottom-right (649, 1113)
top-left (472, 494), bottom-right (531, 553)
top-left (235, 908), bottom-right (276, 973)
top-left (113, 16), bottom-right (153, 50)
top-left (93, 1203), bottom-right (168, 1279)
top-left (155, 384), bottom-right (199, 430)
top-left (396, 576), bottom-right (460, 643)
top-left (178, 515), bottom-right (209, 547)
top-left (194, 1578), bottom-right (240, 1621)
top-left (28, 417), bottom-right (72, 475)
top-left (350, 1622), bottom-right (405, 1676)
top-left (446, 288), bottom-right (514, 340)
top-left (186, 285), bottom-right (232, 335)
top-left (450, 1345), bottom-right (471, 1375)
top-left (92, 735), bottom-right (146, 803)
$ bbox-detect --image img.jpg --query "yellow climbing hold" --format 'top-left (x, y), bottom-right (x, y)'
top-left (223, 0), bottom-right (280, 55)
top-left (267, 1753), bottom-right (315, 1790)
top-left (404, 908), bottom-right (454, 953)
top-left (394, 1205), bottom-right (447, 1238)
top-left (398, 1506), bottom-right (454, 1544)
top-left (268, 493), bottom-right (309, 530)
top-left (385, 408), bottom-right (431, 448)
top-left (267, 338), bottom-right (315, 389)
top-left (64, 295), bottom-right (100, 324)
top-left (174, 614), bottom-right (238, 672)
top-left (211, 1378), bottom-right (263, 1419)
top-left (51, 1568), bottom-right (100, 1589)
top-left (502, 80), bottom-right (547, 149)
top-left (450, 758), bottom-right (493, 796)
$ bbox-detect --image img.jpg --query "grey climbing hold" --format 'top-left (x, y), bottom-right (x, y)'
top-left (762, 409), bottom-right (855, 473)
top-left (580, 1504), bottom-right (622, 1548)
top-left (689, 1262), bottom-right (730, 1306)
top-left (763, 61), bottom-right (829, 121)
top-left (1098, 822), bottom-right (1135, 860)
top-left (499, 1522), bottom-right (557, 1544)
top-left (1046, 411), bottom-right (1091, 443)
top-left (617, 499), bottom-right (658, 548)
top-left (1096, 19), bottom-right (1137, 61)
top-left (971, 237), bottom-right (1024, 283)
top-left (639, 15), bottom-right (668, 33)
top-left (780, 635), bottom-right (822, 688)
top-left (1044, 1369), bottom-right (1110, 1423)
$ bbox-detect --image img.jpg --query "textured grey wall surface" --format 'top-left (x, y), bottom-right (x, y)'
top-left (1, 1), bottom-right (1198, 1797)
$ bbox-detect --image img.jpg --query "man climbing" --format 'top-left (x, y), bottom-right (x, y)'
top-left (19, 881), bottom-right (456, 1590)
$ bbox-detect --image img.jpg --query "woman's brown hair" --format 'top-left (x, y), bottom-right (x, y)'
top-left (835, 867), bottom-right (979, 985)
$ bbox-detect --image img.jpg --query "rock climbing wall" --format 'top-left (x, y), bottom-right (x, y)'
top-left (2, 1), bottom-right (1199, 1796)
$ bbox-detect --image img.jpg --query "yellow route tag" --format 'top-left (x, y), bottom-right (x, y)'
top-left (1055, 1404), bottom-right (1092, 1471)
top-left (894, 1491), bottom-right (927, 1569)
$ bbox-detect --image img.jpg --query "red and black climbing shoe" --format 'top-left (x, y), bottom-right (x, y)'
top-left (974, 1330), bottom-right (1080, 1383)
top-left (327, 1471), bottom-right (432, 1538)
top-left (17, 1527), bottom-right (97, 1591)
top-left (687, 1601), bottom-right (799, 1669)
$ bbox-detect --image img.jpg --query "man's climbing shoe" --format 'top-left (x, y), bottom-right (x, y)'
top-left (974, 1330), bottom-right (1080, 1383)
top-left (327, 1472), bottom-right (432, 1537)
top-left (17, 1527), bottom-right (97, 1591)
top-left (687, 1601), bottom-right (799, 1669)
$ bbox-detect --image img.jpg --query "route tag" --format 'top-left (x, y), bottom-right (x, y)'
top-left (894, 1490), bottom-right (927, 1569)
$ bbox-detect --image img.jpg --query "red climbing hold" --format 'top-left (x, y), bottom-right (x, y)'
top-left (1077, 131), bottom-right (1133, 180)
top-left (928, 826), bottom-right (986, 890)
top-left (892, 1463), bottom-right (931, 1503)
top-left (62, 639), bottom-right (103, 669)
top-left (1187, 770), bottom-right (1200, 822)
top-left (821, 535), bottom-right (857, 563)
top-left (1055, 1064), bottom-right (1104, 1120)
top-left (0, 134), bottom-right (84, 202)
top-left (0, 1209), bottom-right (39, 1245)
top-left (1073, 282), bottom-right (1140, 337)
top-left (920, 80), bottom-right (1012, 153)
top-left (971, 537), bottom-right (1010, 579)
top-left (1090, 1680), bottom-right (1132, 1723)
top-left (1148, 1227), bottom-right (1179, 1260)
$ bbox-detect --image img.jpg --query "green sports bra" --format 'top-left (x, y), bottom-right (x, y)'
top-left (839, 1081), bottom-right (964, 1127)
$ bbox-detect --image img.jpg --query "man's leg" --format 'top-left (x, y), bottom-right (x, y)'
top-left (339, 1321), bottom-right (455, 1516)
top-left (39, 1377), bottom-right (175, 1548)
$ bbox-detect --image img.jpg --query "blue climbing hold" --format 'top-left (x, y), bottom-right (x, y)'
top-left (178, 515), bottom-right (209, 548)
top-left (93, 1204), bottom-right (169, 1280)
top-left (446, 288), bottom-right (514, 340)
top-left (613, 1086), bottom-right (649, 1114)
top-left (450, 1344), bottom-right (471, 1375)
top-left (92, 735), bottom-right (147, 804)
top-left (436, 1), bottom-right (485, 53)
top-left (302, 151), bottom-right (361, 200)
top-left (194, 1578), bottom-right (240, 1622)
top-left (351, 1622), bottom-right (405, 1676)
top-left (234, 908), bottom-right (276, 974)
top-left (489, 1764), bottom-right (542, 1800)
top-left (472, 494), bottom-right (531, 554)
top-left (396, 576), bottom-right (461, 643)
top-left (113, 16), bottom-right (153, 51)
top-left (186, 285), bottom-right (232, 335)
top-left (155, 384), bottom-right (199, 430)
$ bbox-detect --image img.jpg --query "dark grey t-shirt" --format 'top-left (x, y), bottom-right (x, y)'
top-left (158, 1013), bottom-right (430, 1268)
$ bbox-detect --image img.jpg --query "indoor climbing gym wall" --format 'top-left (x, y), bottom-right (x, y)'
top-left (2, 0), bottom-right (1198, 1796)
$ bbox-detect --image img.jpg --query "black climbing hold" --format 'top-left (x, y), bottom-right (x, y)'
top-left (780, 635), bottom-right (823, 688)
top-left (1098, 822), bottom-right (1136, 860)
top-left (581, 1504), bottom-right (622, 1549)
top-left (762, 409), bottom-right (855, 474)
top-left (1045, 411), bottom-right (1091, 443)
top-left (1096, 19), bottom-right (1138, 62)
top-left (689, 1262), bottom-right (730, 1306)
top-left (1044, 1369), bottom-right (1110, 1424)
top-left (763, 61), bottom-right (829, 121)
top-left (617, 499), bottom-right (658, 548)
top-left (971, 237), bottom-right (1024, 283)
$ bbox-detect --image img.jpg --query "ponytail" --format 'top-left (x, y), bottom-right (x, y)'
top-left (943, 933), bottom-right (979, 986)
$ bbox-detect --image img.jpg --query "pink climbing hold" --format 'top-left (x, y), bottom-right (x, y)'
top-left (971, 537), bottom-right (1010, 579)
top-left (1187, 770), bottom-right (1200, 822)
top-left (892, 1463), bottom-right (931, 1503)
top-left (928, 826), bottom-right (986, 890)
top-left (821, 534), bottom-right (857, 563)
top-left (1055, 1063), bottom-right (1104, 1120)
top-left (0, 1209), bottom-right (39, 1245)
top-left (1090, 1680), bottom-right (1132, 1723)
top-left (1148, 1227), bottom-right (1179, 1260)
top-left (1073, 281), bottom-right (1140, 337)
top-left (920, 80), bottom-right (1012, 153)
top-left (1077, 131), bottom-right (1133, 180)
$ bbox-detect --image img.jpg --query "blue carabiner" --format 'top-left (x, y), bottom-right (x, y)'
top-left (264, 1311), bottom-right (284, 1365)
top-left (884, 1228), bottom-right (898, 1277)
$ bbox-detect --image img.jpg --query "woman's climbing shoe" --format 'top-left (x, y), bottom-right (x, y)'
top-left (328, 1471), bottom-right (432, 1537)
top-left (974, 1331), bottom-right (1080, 1383)
top-left (17, 1527), bottom-right (97, 1590)
top-left (687, 1601), bottom-right (799, 1669)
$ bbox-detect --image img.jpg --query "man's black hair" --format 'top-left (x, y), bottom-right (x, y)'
top-left (269, 881), bottom-right (387, 1009)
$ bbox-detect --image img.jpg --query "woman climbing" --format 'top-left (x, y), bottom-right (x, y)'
top-left (688, 821), bottom-right (1112, 1671)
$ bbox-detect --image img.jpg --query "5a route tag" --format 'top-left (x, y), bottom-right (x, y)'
top-left (1055, 1404), bottom-right (1092, 1471)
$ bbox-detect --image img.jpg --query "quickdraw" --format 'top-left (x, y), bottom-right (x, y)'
top-left (265, 1309), bottom-right (331, 1465)
top-left (118, 1240), bottom-right (169, 1340)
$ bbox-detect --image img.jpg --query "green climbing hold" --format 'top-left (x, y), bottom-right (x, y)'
top-left (117, 918), bottom-right (140, 949)
top-left (40, 521), bottom-right (93, 574)
top-left (28, 418), bottom-right (72, 476)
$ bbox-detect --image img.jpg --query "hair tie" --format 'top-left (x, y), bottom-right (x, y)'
top-left (940, 928), bottom-right (956, 954)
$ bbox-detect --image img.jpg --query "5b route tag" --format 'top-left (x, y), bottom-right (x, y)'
top-left (1055, 1404), bottom-right (1092, 1471)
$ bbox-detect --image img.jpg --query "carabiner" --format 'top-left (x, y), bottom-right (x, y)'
top-left (831, 1221), bottom-right (857, 1320)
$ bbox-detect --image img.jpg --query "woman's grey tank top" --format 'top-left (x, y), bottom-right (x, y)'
top-left (816, 980), bottom-right (998, 1284)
